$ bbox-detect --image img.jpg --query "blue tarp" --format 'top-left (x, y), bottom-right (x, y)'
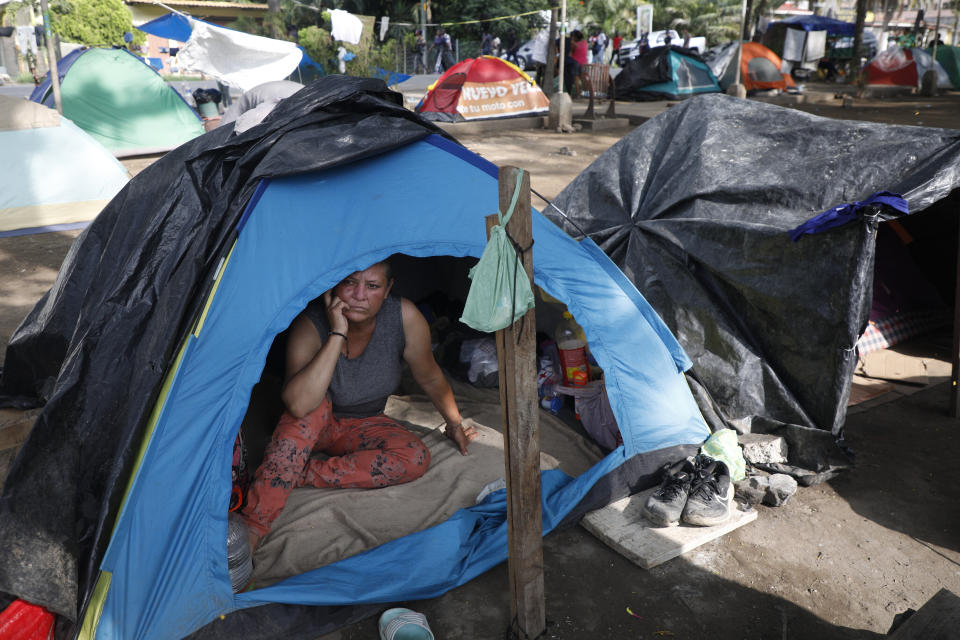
top-left (136, 12), bottom-right (200, 42)
top-left (778, 14), bottom-right (857, 35)
top-left (94, 134), bottom-right (709, 638)
top-left (374, 67), bottom-right (411, 86)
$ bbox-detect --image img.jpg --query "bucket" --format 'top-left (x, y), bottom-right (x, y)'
top-left (198, 101), bottom-right (219, 118)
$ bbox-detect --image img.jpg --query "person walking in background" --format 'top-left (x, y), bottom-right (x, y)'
top-left (413, 29), bottom-right (427, 73)
top-left (504, 32), bottom-right (519, 65)
top-left (481, 31), bottom-right (493, 56)
top-left (432, 28), bottom-right (452, 73)
top-left (596, 29), bottom-right (608, 64)
top-left (612, 31), bottom-right (623, 66)
top-left (639, 32), bottom-right (650, 55)
top-left (531, 28), bottom-right (549, 86)
top-left (566, 30), bottom-right (588, 95)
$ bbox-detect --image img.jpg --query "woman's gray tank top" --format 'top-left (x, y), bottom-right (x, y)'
top-left (303, 295), bottom-right (405, 418)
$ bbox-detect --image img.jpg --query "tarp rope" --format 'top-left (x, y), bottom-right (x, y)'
top-left (531, 187), bottom-right (590, 239)
top-left (460, 169), bottom-right (535, 336)
top-left (789, 190), bottom-right (909, 241)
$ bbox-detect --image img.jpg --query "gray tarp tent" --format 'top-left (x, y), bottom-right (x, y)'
top-left (547, 94), bottom-right (960, 483)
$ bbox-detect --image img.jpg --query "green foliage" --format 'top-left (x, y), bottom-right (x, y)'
top-left (433, 0), bottom-right (549, 44)
top-left (233, 14), bottom-right (270, 37)
top-left (298, 24), bottom-right (400, 76)
top-left (49, 0), bottom-right (143, 47)
top-left (569, 0), bottom-right (754, 46)
top-left (299, 25), bottom-right (337, 67)
top-left (575, 0), bottom-right (636, 35)
top-left (648, 0), bottom-right (741, 44)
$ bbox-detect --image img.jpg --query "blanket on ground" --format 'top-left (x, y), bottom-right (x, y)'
top-left (251, 384), bottom-right (602, 587)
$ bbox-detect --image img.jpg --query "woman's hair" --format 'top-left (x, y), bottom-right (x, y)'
top-left (379, 259), bottom-right (393, 282)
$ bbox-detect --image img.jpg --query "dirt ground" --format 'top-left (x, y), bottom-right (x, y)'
top-left (1, 89), bottom-right (959, 639)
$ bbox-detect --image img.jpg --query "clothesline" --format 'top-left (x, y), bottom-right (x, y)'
top-left (154, 0), bottom-right (550, 34)
top-left (286, 0), bottom-right (549, 29)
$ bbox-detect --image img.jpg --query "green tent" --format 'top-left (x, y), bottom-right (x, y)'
top-left (31, 47), bottom-right (204, 156)
top-left (930, 45), bottom-right (960, 89)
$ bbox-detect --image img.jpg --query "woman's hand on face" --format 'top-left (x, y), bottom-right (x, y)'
top-left (323, 291), bottom-right (349, 334)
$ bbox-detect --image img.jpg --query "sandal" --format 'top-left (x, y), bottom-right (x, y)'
top-left (378, 607), bottom-right (434, 640)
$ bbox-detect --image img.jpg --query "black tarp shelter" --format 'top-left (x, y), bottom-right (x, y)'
top-left (547, 94), bottom-right (960, 483)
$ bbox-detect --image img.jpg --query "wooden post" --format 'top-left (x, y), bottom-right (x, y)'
top-left (39, 0), bottom-right (62, 114)
top-left (488, 166), bottom-right (545, 639)
top-left (950, 210), bottom-right (960, 417)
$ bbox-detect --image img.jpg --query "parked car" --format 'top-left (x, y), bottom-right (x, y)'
top-left (500, 38), bottom-right (537, 70)
top-left (619, 29), bottom-right (707, 61)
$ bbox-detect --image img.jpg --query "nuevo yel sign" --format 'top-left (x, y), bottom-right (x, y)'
top-left (457, 78), bottom-right (550, 120)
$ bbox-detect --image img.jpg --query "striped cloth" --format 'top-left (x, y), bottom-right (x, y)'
top-left (857, 309), bottom-right (952, 356)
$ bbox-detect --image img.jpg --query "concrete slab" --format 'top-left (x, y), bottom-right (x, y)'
top-left (888, 588), bottom-right (960, 639)
top-left (572, 116), bottom-right (631, 131)
top-left (433, 116), bottom-right (546, 135)
top-left (580, 487), bottom-right (758, 569)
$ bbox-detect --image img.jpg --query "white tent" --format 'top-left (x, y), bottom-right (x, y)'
top-left (0, 96), bottom-right (130, 237)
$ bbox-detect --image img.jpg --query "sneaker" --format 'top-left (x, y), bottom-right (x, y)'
top-left (682, 456), bottom-right (733, 527)
top-left (642, 458), bottom-right (695, 527)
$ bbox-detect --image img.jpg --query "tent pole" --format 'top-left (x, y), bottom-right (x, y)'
top-left (489, 166), bottom-right (546, 640)
top-left (39, 0), bottom-right (61, 113)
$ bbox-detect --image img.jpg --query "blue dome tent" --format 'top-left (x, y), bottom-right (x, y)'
top-left (614, 46), bottom-right (721, 101)
top-left (0, 77), bottom-right (709, 639)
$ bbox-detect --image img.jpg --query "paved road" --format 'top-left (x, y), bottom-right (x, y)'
top-left (0, 84), bottom-right (33, 99)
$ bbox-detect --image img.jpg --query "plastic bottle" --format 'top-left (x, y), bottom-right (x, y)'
top-left (537, 340), bottom-right (563, 413)
top-left (555, 311), bottom-right (590, 387)
top-left (226, 511), bottom-right (253, 593)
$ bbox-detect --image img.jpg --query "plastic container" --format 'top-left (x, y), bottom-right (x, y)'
top-left (226, 512), bottom-right (253, 592)
top-left (537, 340), bottom-right (563, 413)
top-left (555, 311), bottom-right (590, 387)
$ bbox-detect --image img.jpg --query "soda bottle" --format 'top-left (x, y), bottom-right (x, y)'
top-left (537, 340), bottom-right (563, 413)
top-left (555, 311), bottom-right (590, 387)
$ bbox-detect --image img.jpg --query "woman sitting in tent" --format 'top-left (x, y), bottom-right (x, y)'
top-left (241, 260), bottom-right (477, 550)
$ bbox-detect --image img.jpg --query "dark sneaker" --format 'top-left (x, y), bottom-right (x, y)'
top-left (642, 458), bottom-right (695, 527)
top-left (682, 456), bottom-right (733, 527)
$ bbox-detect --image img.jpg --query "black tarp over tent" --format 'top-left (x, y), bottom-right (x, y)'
top-left (0, 77), bottom-right (449, 636)
top-left (548, 94), bottom-right (960, 482)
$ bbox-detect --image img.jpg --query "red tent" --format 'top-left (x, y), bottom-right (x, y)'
top-left (417, 56), bottom-right (550, 122)
top-left (862, 47), bottom-right (951, 89)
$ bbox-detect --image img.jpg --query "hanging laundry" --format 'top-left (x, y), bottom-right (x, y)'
top-left (329, 9), bottom-right (363, 45)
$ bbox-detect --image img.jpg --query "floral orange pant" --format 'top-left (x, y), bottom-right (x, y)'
top-left (241, 397), bottom-right (431, 538)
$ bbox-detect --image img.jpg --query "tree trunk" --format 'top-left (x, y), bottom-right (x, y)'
top-left (267, 0), bottom-right (282, 38)
top-left (853, 0), bottom-right (868, 63)
top-left (744, 0), bottom-right (755, 40)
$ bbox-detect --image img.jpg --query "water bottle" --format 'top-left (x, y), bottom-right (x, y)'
top-left (537, 346), bottom-right (562, 413)
top-left (555, 311), bottom-right (590, 387)
top-left (226, 512), bottom-right (253, 593)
